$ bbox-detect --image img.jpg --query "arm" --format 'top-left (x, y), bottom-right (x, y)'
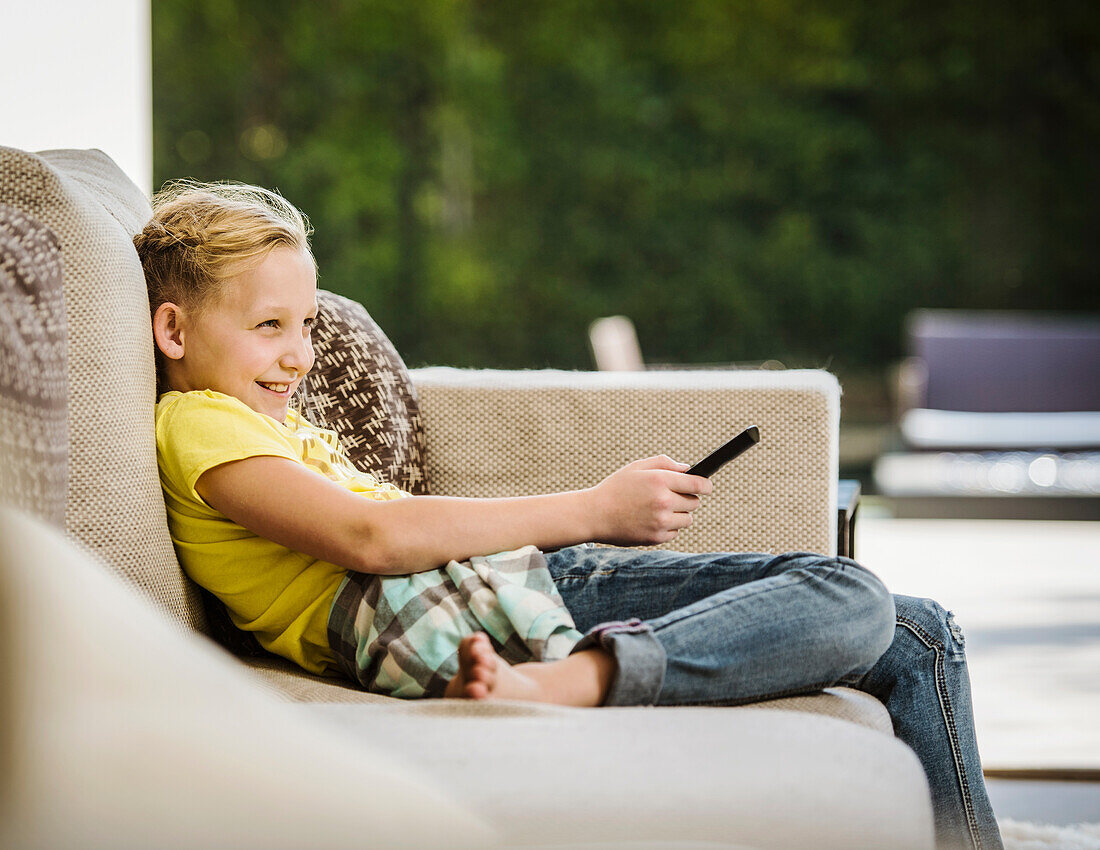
top-left (195, 454), bottom-right (712, 575)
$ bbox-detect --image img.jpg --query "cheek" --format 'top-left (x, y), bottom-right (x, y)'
top-left (228, 343), bottom-right (269, 379)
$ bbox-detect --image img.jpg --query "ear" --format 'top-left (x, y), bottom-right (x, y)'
top-left (152, 302), bottom-right (188, 360)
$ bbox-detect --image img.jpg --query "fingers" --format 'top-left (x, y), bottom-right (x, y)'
top-left (652, 518), bottom-right (690, 544)
top-left (630, 455), bottom-right (690, 473)
top-left (666, 510), bottom-right (695, 531)
top-left (600, 457), bottom-right (715, 546)
top-left (626, 458), bottom-right (713, 495)
top-left (672, 492), bottom-right (703, 512)
top-left (646, 497), bottom-right (699, 541)
top-left (660, 470), bottom-right (713, 496)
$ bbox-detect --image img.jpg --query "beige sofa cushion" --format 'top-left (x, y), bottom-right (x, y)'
top-left (0, 507), bottom-right (498, 850)
top-left (411, 367), bottom-right (840, 555)
top-left (0, 146), bottom-right (203, 631)
top-left (0, 203), bottom-right (68, 526)
top-left (241, 652), bottom-right (896, 739)
top-left (310, 700), bottom-right (934, 849)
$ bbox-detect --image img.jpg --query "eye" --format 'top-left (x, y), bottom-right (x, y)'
top-left (257, 319), bottom-right (280, 329)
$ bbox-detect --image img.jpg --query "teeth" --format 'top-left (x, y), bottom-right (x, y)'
top-left (260, 382), bottom-right (290, 393)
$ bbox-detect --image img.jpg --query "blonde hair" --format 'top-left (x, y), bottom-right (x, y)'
top-left (135, 180), bottom-right (315, 317)
top-left (135, 180), bottom-right (316, 394)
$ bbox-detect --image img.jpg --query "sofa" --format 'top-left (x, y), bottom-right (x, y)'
top-left (0, 145), bottom-right (935, 849)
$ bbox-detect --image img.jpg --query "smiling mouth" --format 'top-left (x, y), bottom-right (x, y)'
top-left (256, 381), bottom-right (292, 394)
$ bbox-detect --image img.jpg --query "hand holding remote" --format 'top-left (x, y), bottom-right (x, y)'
top-left (586, 455), bottom-right (712, 546)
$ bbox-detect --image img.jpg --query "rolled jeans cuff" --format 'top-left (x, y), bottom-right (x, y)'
top-left (571, 618), bottom-right (665, 706)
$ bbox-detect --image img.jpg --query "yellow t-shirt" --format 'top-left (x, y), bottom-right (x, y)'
top-left (154, 389), bottom-right (408, 674)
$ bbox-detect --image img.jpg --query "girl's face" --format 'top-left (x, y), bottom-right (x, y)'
top-left (167, 247), bottom-right (318, 421)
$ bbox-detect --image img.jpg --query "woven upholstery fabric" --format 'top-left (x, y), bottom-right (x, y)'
top-left (243, 656), bottom-right (398, 704)
top-left (411, 367), bottom-right (840, 556)
top-left (246, 652), bottom-right (887, 730)
top-left (0, 146), bottom-right (204, 632)
top-left (0, 204), bottom-right (68, 526)
top-left (301, 290), bottom-right (428, 494)
top-left (742, 686), bottom-right (892, 734)
top-left (308, 702), bottom-right (933, 849)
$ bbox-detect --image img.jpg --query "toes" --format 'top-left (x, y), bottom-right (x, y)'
top-left (471, 637), bottom-right (494, 665)
top-left (478, 654), bottom-right (498, 689)
top-left (452, 634), bottom-right (494, 700)
top-left (471, 659), bottom-right (496, 690)
top-left (472, 632), bottom-right (492, 654)
top-left (468, 635), bottom-right (498, 698)
top-left (459, 633), bottom-right (481, 663)
top-left (471, 652), bottom-right (497, 684)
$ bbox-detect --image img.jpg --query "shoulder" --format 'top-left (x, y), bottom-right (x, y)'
top-left (156, 389), bottom-right (260, 424)
top-left (156, 390), bottom-right (286, 440)
top-left (155, 390), bottom-right (300, 483)
top-left (154, 392), bottom-right (307, 501)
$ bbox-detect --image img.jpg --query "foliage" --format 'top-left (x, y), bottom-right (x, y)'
top-left (152, 0), bottom-right (1100, 373)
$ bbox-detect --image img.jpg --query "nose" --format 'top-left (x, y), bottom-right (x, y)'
top-left (280, 329), bottom-right (315, 375)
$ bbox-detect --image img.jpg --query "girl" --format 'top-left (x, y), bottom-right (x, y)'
top-left (139, 181), bottom-right (1001, 849)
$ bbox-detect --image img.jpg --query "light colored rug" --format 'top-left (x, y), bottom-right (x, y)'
top-left (1002, 819), bottom-right (1100, 850)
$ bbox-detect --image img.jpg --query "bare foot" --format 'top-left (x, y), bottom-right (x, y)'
top-left (444, 633), bottom-right (494, 699)
top-left (443, 633), bottom-right (614, 706)
top-left (444, 633), bottom-right (540, 701)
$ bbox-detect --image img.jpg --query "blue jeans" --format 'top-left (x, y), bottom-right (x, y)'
top-left (547, 545), bottom-right (1003, 850)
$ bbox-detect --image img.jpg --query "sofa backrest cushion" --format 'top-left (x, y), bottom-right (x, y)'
top-left (0, 147), bottom-right (204, 633)
top-left (302, 290), bottom-right (429, 494)
top-left (0, 204), bottom-right (68, 527)
top-left (411, 367), bottom-right (841, 556)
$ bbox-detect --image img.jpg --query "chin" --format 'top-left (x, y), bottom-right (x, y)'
top-left (239, 398), bottom-right (283, 421)
top-left (247, 389), bottom-right (292, 421)
top-left (262, 404), bottom-right (289, 422)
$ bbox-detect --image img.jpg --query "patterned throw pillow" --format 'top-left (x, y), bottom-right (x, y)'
top-left (0, 204), bottom-right (68, 527)
top-left (301, 291), bottom-right (429, 494)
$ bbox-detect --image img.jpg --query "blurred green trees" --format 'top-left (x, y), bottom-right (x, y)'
top-left (152, 0), bottom-right (1100, 373)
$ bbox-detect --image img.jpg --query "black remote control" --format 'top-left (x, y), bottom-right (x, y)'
top-left (686, 426), bottom-right (761, 478)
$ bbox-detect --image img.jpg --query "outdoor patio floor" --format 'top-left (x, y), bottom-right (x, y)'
top-left (856, 516), bottom-right (1100, 827)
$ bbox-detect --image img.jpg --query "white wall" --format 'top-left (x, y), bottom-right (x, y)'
top-left (0, 0), bottom-right (152, 194)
